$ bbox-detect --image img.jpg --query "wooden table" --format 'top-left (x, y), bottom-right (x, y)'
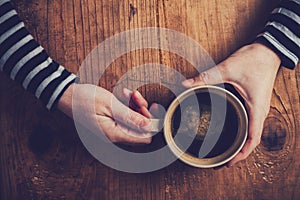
top-left (1, 0), bottom-right (299, 199)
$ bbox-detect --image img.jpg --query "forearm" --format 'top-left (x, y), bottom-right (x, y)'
top-left (256, 0), bottom-right (300, 69)
top-left (0, 0), bottom-right (78, 110)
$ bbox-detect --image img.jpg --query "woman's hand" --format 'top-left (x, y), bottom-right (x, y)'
top-left (122, 88), bottom-right (165, 119)
top-left (182, 43), bottom-right (281, 166)
top-left (57, 84), bottom-right (153, 144)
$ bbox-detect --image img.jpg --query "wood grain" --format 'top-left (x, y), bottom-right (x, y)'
top-left (0, 0), bottom-right (299, 199)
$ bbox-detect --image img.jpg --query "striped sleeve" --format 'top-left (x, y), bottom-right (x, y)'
top-left (0, 0), bottom-right (78, 110)
top-left (256, 0), bottom-right (300, 69)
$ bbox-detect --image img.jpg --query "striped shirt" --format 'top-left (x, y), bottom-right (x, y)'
top-left (0, 0), bottom-right (78, 110)
top-left (0, 1), bottom-right (299, 111)
top-left (257, 0), bottom-right (300, 69)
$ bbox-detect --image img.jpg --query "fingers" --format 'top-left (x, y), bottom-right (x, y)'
top-left (98, 117), bottom-right (152, 144)
top-left (139, 106), bottom-right (152, 118)
top-left (116, 122), bottom-right (152, 144)
top-left (149, 103), bottom-right (166, 118)
top-left (131, 90), bottom-right (149, 108)
top-left (122, 88), bottom-right (133, 100)
top-left (95, 89), bottom-right (153, 144)
top-left (123, 88), bottom-right (152, 118)
top-left (227, 107), bottom-right (265, 167)
top-left (123, 88), bottom-right (166, 119)
top-left (110, 96), bottom-right (153, 133)
top-left (131, 90), bottom-right (151, 117)
top-left (227, 139), bottom-right (257, 167)
top-left (123, 88), bottom-right (148, 108)
top-left (182, 66), bottom-right (226, 88)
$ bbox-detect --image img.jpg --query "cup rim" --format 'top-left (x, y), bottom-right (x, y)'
top-left (163, 85), bottom-right (248, 168)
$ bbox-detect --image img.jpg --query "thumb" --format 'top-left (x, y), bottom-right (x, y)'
top-left (182, 66), bottom-right (226, 88)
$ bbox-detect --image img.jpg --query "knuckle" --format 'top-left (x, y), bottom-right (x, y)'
top-left (132, 115), bottom-right (148, 128)
top-left (217, 62), bottom-right (229, 76)
top-left (136, 118), bottom-right (145, 127)
top-left (131, 116), bottom-right (142, 128)
top-left (217, 62), bottom-right (236, 83)
top-left (198, 71), bottom-right (209, 83)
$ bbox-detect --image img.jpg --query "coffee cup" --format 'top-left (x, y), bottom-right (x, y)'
top-left (150, 85), bottom-right (248, 168)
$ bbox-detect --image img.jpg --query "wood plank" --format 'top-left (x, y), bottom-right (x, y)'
top-left (0, 0), bottom-right (299, 199)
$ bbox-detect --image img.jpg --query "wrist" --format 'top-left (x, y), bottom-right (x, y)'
top-left (57, 83), bottom-right (75, 117)
top-left (251, 42), bottom-right (281, 71)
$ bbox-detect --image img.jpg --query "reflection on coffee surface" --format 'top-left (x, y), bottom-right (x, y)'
top-left (180, 104), bottom-right (211, 140)
top-left (171, 91), bottom-right (239, 158)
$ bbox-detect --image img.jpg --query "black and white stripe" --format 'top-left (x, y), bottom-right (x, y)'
top-left (0, 0), bottom-right (78, 110)
top-left (257, 0), bottom-right (300, 69)
top-left (0, 0), bottom-right (299, 111)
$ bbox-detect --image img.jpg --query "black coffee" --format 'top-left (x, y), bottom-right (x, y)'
top-left (171, 91), bottom-right (239, 158)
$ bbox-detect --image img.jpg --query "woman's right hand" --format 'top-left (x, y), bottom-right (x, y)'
top-left (57, 83), bottom-right (153, 144)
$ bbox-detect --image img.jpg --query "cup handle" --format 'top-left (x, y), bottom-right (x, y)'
top-left (150, 118), bottom-right (164, 133)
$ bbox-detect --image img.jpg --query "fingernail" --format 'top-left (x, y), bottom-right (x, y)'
top-left (123, 88), bottom-right (132, 96)
top-left (182, 79), bottom-right (194, 87)
top-left (134, 90), bottom-right (144, 99)
top-left (150, 103), bottom-right (158, 110)
top-left (134, 90), bottom-right (143, 98)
